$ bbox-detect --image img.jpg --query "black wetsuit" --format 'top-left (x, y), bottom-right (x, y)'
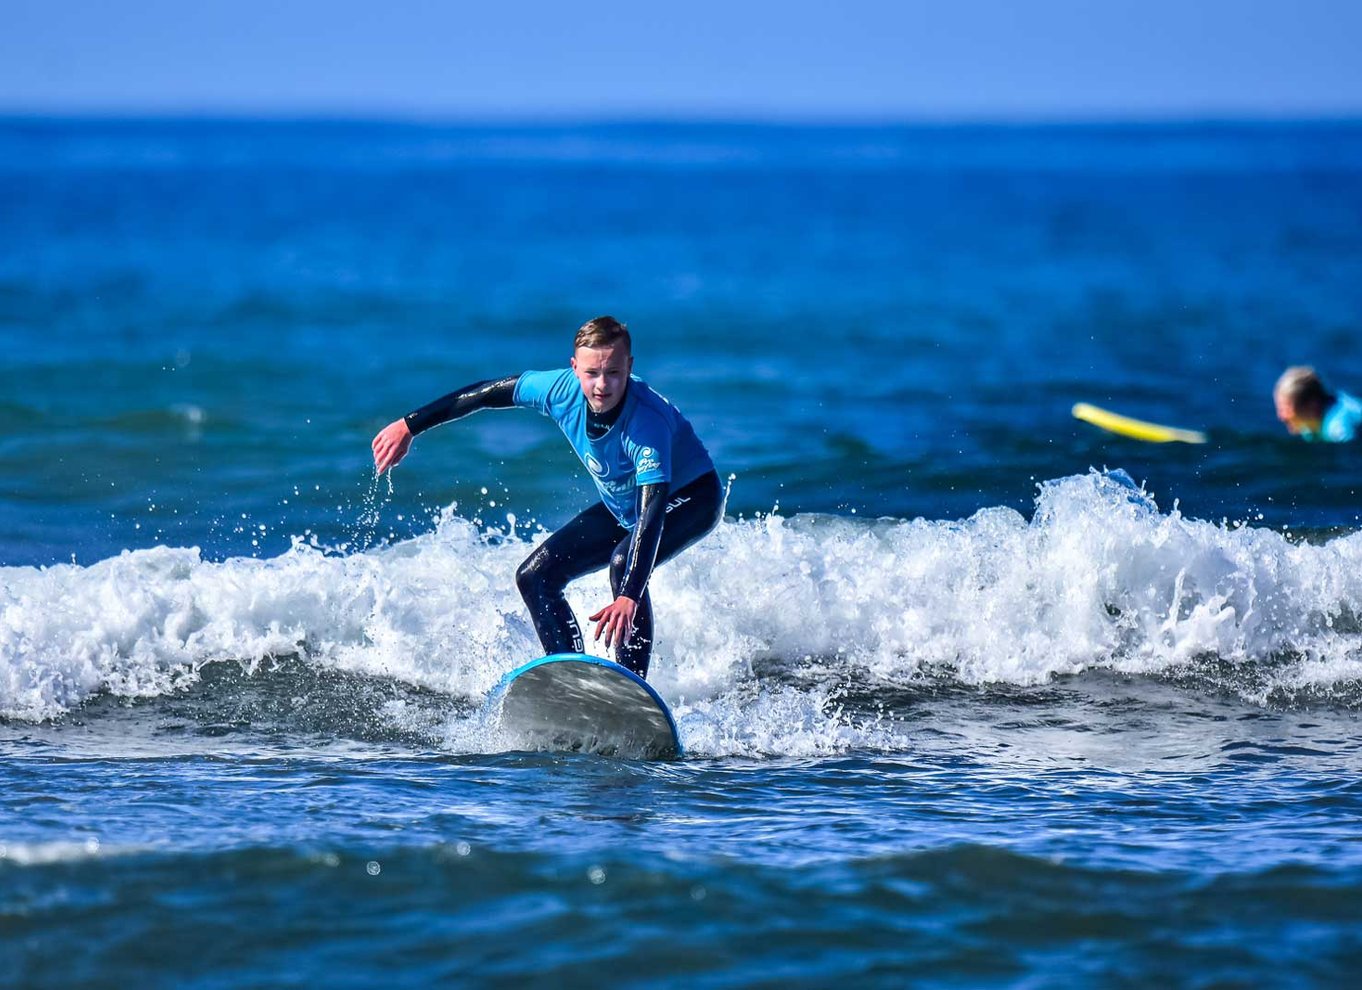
top-left (404, 376), bottom-right (722, 677)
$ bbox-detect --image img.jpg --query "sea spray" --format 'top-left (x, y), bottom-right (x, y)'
top-left (4, 471), bottom-right (1362, 729)
top-left (353, 468), bottom-right (397, 552)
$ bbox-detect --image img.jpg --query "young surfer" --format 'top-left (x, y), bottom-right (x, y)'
top-left (371, 316), bottom-right (722, 678)
top-left (1273, 366), bottom-right (1361, 443)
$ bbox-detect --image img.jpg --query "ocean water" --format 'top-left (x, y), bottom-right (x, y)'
top-left (3, 118), bottom-right (1362, 987)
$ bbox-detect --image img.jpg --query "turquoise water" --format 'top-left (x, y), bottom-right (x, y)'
top-left (3, 119), bottom-right (1362, 986)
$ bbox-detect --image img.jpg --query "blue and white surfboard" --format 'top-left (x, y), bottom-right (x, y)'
top-left (488, 653), bottom-right (683, 760)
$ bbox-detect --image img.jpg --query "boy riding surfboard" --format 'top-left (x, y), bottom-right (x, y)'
top-left (371, 316), bottom-right (721, 679)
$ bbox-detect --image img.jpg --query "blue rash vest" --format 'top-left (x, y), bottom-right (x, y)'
top-left (513, 369), bottom-right (715, 528)
top-left (1302, 390), bottom-right (1362, 443)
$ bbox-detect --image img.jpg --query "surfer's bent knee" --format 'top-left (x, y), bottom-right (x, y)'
top-left (515, 550), bottom-right (559, 600)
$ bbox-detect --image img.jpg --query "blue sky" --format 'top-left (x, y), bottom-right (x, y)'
top-left (3, 0), bottom-right (1361, 119)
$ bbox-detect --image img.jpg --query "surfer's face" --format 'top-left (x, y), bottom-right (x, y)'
top-left (571, 344), bottom-right (633, 414)
top-left (1275, 395), bottom-right (1321, 435)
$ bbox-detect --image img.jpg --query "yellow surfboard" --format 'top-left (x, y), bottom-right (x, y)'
top-left (1072, 403), bottom-right (1207, 444)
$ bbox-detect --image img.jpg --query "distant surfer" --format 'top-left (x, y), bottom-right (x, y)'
top-left (1273, 366), bottom-right (1361, 443)
top-left (371, 316), bottom-right (721, 678)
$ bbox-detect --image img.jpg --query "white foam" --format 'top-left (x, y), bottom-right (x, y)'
top-left (3, 471), bottom-right (1362, 750)
top-left (676, 682), bottom-right (898, 758)
top-left (0, 836), bottom-right (123, 866)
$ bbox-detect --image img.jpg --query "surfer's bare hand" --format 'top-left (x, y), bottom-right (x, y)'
top-left (372, 419), bottom-right (413, 473)
top-left (589, 596), bottom-right (637, 649)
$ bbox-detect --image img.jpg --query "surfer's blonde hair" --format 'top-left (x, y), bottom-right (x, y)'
top-left (575, 316), bottom-right (631, 354)
top-left (1274, 366), bottom-right (1331, 411)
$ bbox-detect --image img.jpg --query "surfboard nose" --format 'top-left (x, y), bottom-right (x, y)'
top-left (490, 653), bottom-right (683, 760)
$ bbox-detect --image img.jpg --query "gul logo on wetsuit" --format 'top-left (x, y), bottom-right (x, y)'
top-left (586, 454), bottom-right (608, 477)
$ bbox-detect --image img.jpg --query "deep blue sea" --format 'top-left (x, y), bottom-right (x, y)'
top-left (3, 118), bottom-right (1362, 987)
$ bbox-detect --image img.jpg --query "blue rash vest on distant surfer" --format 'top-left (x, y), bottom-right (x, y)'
top-left (1317, 392), bottom-right (1362, 443)
top-left (371, 316), bottom-right (722, 678)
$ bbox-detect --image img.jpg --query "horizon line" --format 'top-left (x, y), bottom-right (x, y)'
top-left (3, 105), bottom-right (1362, 129)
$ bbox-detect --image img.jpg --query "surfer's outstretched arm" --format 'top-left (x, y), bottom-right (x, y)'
top-left (372, 375), bottom-right (519, 473)
top-left (590, 481), bottom-right (668, 648)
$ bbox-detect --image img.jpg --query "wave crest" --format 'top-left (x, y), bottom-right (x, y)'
top-left (3, 471), bottom-right (1361, 726)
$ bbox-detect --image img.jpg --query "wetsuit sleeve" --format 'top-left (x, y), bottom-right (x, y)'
top-left (618, 482), bottom-right (669, 602)
top-left (403, 375), bottom-right (519, 436)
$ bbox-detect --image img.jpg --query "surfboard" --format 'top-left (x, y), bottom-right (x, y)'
top-left (1072, 402), bottom-right (1207, 444)
top-left (488, 653), bottom-right (683, 760)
